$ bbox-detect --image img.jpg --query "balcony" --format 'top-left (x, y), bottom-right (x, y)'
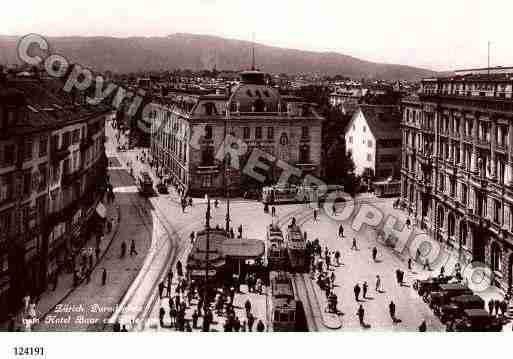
top-left (195, 165), bottom-right (220, 175)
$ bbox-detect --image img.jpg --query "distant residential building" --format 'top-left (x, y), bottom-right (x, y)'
top-left (345, 105), bottom-right (402, 179)
top-left (401, 66), bottom-right (513, 292)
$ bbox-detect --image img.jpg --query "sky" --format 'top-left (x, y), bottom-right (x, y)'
top-left (1, 0), bottom-right (512, 71)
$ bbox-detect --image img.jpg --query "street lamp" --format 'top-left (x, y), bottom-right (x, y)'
top-left (204, 195), bottom-right (211, 304)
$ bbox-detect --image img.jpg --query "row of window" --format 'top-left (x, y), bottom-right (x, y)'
top-left (202, 125), bottom-right (310, 141)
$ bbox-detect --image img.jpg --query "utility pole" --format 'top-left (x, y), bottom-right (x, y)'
top-left (204, 194), bottom-right (211, 302)
top-left (488, 41), bottom-right (491, 76)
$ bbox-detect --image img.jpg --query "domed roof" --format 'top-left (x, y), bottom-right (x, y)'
top-left (228, 70), bottom-right (281, 112)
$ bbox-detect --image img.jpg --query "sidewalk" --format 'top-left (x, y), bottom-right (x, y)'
top-left (355, 194), bottom-right (512, 330)
top-left (1, 196), bottom-right (121, 331)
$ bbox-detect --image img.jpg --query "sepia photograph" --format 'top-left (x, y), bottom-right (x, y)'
top-left (0, 1), bottom-right (512, 356)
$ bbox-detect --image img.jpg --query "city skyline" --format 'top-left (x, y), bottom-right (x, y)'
top-left (1, 0), bottom-right (513, 72)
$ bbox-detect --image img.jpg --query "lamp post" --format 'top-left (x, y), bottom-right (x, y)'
top-left (224, 115), bottom-right (231, 233)
top-left (204, 195), bottom-right (211, 304)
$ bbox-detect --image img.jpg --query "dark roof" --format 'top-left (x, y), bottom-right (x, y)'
top-left (359, 105), bottom-right (401, 140)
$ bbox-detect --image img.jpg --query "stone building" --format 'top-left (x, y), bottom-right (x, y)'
top-left (401, 66), bottom-right (513, 292)
top-left (0, 73), bottom-right (108, 318)
top-left (150, 70), bottom-right (324, 197)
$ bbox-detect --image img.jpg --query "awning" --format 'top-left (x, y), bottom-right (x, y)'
top-left (96, 202), bottom-right (107, 219)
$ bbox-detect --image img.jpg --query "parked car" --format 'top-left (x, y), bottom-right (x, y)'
top-left (439, 294), bottom-right (485, 323)
top-left (454, 309), bottom-right (503, 332)
top-left (414, 275), bottom-right (454, 298)
top-left (428, 283), bottom-right (473, 312)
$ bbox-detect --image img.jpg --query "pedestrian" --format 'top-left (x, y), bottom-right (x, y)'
top-left (120, 325), bottom-right (128, 332)
top-left (407, 258), bottom-right (412, 270)
top-left (334, 251), bottom-right (341, 266)
top-left (167, 271), bottom-right (173, 297)
top-left (375, 275), bottom-right (382, 292)
top-left (362, 281), bottom-right (368, 299)
top-left (338, 224), bottom-right (344, 238)
top-left (389, 301), bottom-right (396, 321)
top-left (357, 304), bottom-right (365, 325)
top-left (120, 241), bottom-right (127, 258)
top-left (423, 258), bottom-right (431, 271)
top-left (353, 283), bottom-right (361, 302)
top-left (159, 282), bottom-right (164, 298)
top-left (440, 265), bottom-right (445, 277)
top-left (245, 299), bottom-right (252, 314)
top-left (272, 206), bottom-right (276, 217)
top-left (500, 299), bottom-right (508, 316)
top-left (101, 268), bottom-right (107, 285)
top-left (95, 246), bottom-right (101, 261)
top-left (130, 240), bottom-right (138, 256)
top-left (488, 300), bottom-right (494, 315)
top-left (256, 320), bottom-right (265, 332)
top-left (494, 299), bottom-right (500, 316)
top-left (238, 224), bottom-right (243, 238)
top-left (247, 312), bottom-right (255, 332)
top-left (313, 209), bottom-right (318, 222)
top-left (192, 310), bottom-right (199, 329)
top-left (159, 307), bottom-right (165, 327)
top-left (190, 231), bottom-right (195, 244)
top-left (372, 247), bottom-right (378, 262)
top-left (176, 260), bottom-right (183, 277)
top-left (332, 203), bottom-right (336, 216)
top-left (214, 199), bottom-right (219, 208)
top-left (418, 320), bottom-right (427, 332)
top-left (330, 272), bottom-right (335, 286)
top-left (351, 237), bottom-right (358, 250)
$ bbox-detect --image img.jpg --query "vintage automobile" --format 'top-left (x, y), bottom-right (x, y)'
top-left (439, 294), bottom-right (485, 323)
top-left (414, 275), bottom-right (454, 298)
top-left (428, 283), bottom-right (473, 312)
top-left (156, 182), bottom-right (168, 194)
top-left (454, 309), bottom-right (503, 332)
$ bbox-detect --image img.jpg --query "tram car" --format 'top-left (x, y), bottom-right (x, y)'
top-left (286, 224), bottom-right (308, 272)
top-left (137, 171), bottom-right (154, 197)
top-left (262, 184), bottom-right (344, 205)
top-left (269, 271), bottom-right (298, 332)
top-left (265, 223), bottom-right (288, 270)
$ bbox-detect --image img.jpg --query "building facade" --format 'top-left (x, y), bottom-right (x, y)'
top-left (0, 74), bottom-right (108, 318)
top-left (345, 105), bottom-right (402, 179)
top-left (150, 71), bottom-right (324, 197)
top-left (401, 67), bottom-right (513, 293)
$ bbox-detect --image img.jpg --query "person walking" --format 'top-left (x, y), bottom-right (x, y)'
top-left (408, 258), bottom-right (412, 271)
top-left (130, 239), bottom-right (138, 256)
top-left (353, 283), bottom-right (361, 302)
top-left (313, 209), bottom-right (318, 222)
top-left (271, 206), bottom-right (276, 217)
top-left (375, 275), bottom-right (382, 292)
top-left (95, 246), bottom-right (101, 262)
top-left (389, 301), bottom-right (396, 321)
top-left (362, 281), bottom-right (368, 299)
top-left (494, 300), bottom-right (501, 316)
top-left (332, 203), bottom-right (337, 216)
top-left (357, 305), bottom-right (365, 326)
top-left (159, 307), bottom-right (165, 327)
top-left (159, 282), bottom-right (165, 298)
top-left (418, 320), bottom-right (427, 332)
top-left (190, 231), bottom-right (195, 244)
top-left (167, 271), bottom-right (173, 297)
top-left (120, 241), bottom-right (127, 258)
top-left (372, 247), bottom-right (378, 262)
top-left (245, 299), bottom-right (252, 314)
top-left (101, 268), bottom-right (107, 286)
top-left (351, 237), bottom-right (358, 250)
top-left (338, 224), bottom-right (344, 238)
top-left (176, 261), bottom-right (183, 278)
top-left (334, 251), bottom-right (341, 266)
top-left (488, 300), bottom-right (494, 315)
top-left (256, 320), bottom-right (265, 332)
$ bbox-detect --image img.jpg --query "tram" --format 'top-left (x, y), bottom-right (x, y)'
top-left (286, 224), bottom-right (308, 272)
top-left (262, 184), bottom-right (344, 205)
top-left (265, 223), bottom-right (287, 270)
top-left (269, 271), bottom-right (298, 332)
top-left (373, 179), bottom-right (401, 197)
top-left (137, 171), bottom-right (154, 196)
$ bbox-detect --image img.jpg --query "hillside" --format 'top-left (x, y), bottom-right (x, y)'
top-left (0, 33), bottom-right (437, 80)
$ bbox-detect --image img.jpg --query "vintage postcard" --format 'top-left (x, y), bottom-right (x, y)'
top-left (0, 2), bottom-right (512, 354)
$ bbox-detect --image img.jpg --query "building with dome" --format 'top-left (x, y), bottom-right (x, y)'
top-left (150, 70), bottom-right (324, 197)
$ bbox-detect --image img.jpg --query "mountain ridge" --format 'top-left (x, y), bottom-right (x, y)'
top-left (0, 33), bottom-right (438, 80)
